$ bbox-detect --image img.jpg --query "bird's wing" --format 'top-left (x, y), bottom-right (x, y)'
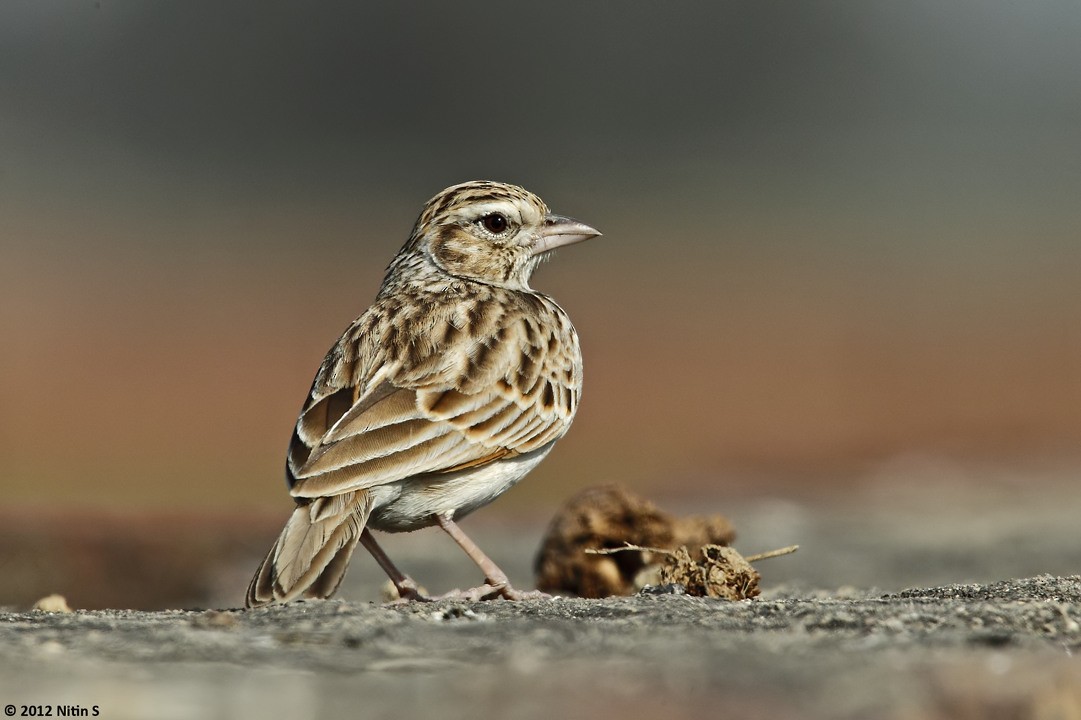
top-left (287, 301), bottom-right (580, 499)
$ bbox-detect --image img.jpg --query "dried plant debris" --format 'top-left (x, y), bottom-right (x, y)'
top-left (589, 543), bottom-right (798, 600)
top-left (533, 483), bottom-right (738, 598)
top-left (659, 544), bottom-right (761, 600)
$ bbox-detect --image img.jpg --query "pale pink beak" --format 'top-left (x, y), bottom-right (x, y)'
top-left (531, 214), bottom-right (602, 256)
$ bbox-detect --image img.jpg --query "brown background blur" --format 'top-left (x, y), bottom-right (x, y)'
top-left (1, 2), bottom-right (1079, 606)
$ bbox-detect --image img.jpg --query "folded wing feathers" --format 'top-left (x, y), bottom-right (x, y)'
top-left (288, 308), bottom-right (578, 499)
top-left (325, 384), bottom-right (415, 441)
top-left (292, 432), bottom-right (465, 497)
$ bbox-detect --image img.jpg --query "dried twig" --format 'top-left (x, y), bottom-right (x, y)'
top-left (585, 543), bottom-right (671, 556)
top-left (585, 542), bottom-right (799, 564)
top-left (744, 545), bottom-right (799, 562)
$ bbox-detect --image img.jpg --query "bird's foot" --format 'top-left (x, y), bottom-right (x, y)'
top-left (494, 585), bottom-right (552, 601)
top-left (430, 583), bottom-right (507, 602)
top-left (384, 582), bottom-right (507, 604)
top-left (384, 582), bottom-right (552, 604)
top-left (383, 577), bottom-right (434, 604)
top-left (428, 583), bottom-right (551, 602)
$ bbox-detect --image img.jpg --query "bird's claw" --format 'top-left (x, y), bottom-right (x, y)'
top-left (429, 583), bottom-right (506, 602)
top-left (385, 582), bottom-right (551, 604)
top-left (497, 587), bottom-right (552, 601)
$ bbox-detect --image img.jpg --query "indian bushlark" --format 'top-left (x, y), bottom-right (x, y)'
top-left (247, 180), bottom-right (601, 606)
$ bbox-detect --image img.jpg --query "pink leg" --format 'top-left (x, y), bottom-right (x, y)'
top-left (360, 527), bottom-right (505, 603)
top-left (359, 528), bottom-right (428, 601)
top-left (436, 514), bottom-right (551, 601)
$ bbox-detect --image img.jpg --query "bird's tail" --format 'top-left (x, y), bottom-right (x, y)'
top-left (246, 490), bottom-right (372, 608)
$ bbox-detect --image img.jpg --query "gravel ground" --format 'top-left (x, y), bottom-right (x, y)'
top-left (2, 576), bottom-right (1080, 720)
top-left (3, 472), bottom-right (1079, 720)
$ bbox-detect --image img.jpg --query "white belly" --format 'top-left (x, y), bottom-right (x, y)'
top-left (367, 445), bottom-right (554, 532)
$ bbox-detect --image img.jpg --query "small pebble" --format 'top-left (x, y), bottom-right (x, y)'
top-left (33, 594), bottom-right (73, 613)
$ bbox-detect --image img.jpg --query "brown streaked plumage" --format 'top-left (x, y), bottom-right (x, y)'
top-left (246, 181), bottom-right (601, 607)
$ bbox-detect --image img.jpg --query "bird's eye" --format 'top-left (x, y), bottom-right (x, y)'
top-left (479, 213), bottom-right (509, 234)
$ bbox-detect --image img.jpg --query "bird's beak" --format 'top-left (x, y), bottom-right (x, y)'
top-left (531, 214), bottom-right (602, 256)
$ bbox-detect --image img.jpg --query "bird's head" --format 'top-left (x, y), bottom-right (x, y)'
top-left (403, 180), bottom-right (601, 290)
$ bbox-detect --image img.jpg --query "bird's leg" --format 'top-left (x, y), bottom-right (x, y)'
top-left (359, 528), bottom-right (429, 602)
top-left (435, 513), bottom-right (551, 601)
top-left (361, 527), bottom-right (503, 603)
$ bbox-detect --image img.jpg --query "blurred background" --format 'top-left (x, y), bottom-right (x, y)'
top-left (2, 1), bottom-right (1079, 609)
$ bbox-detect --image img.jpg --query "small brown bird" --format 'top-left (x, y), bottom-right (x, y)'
top-left (246, 181), bottom-right (601, 606)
